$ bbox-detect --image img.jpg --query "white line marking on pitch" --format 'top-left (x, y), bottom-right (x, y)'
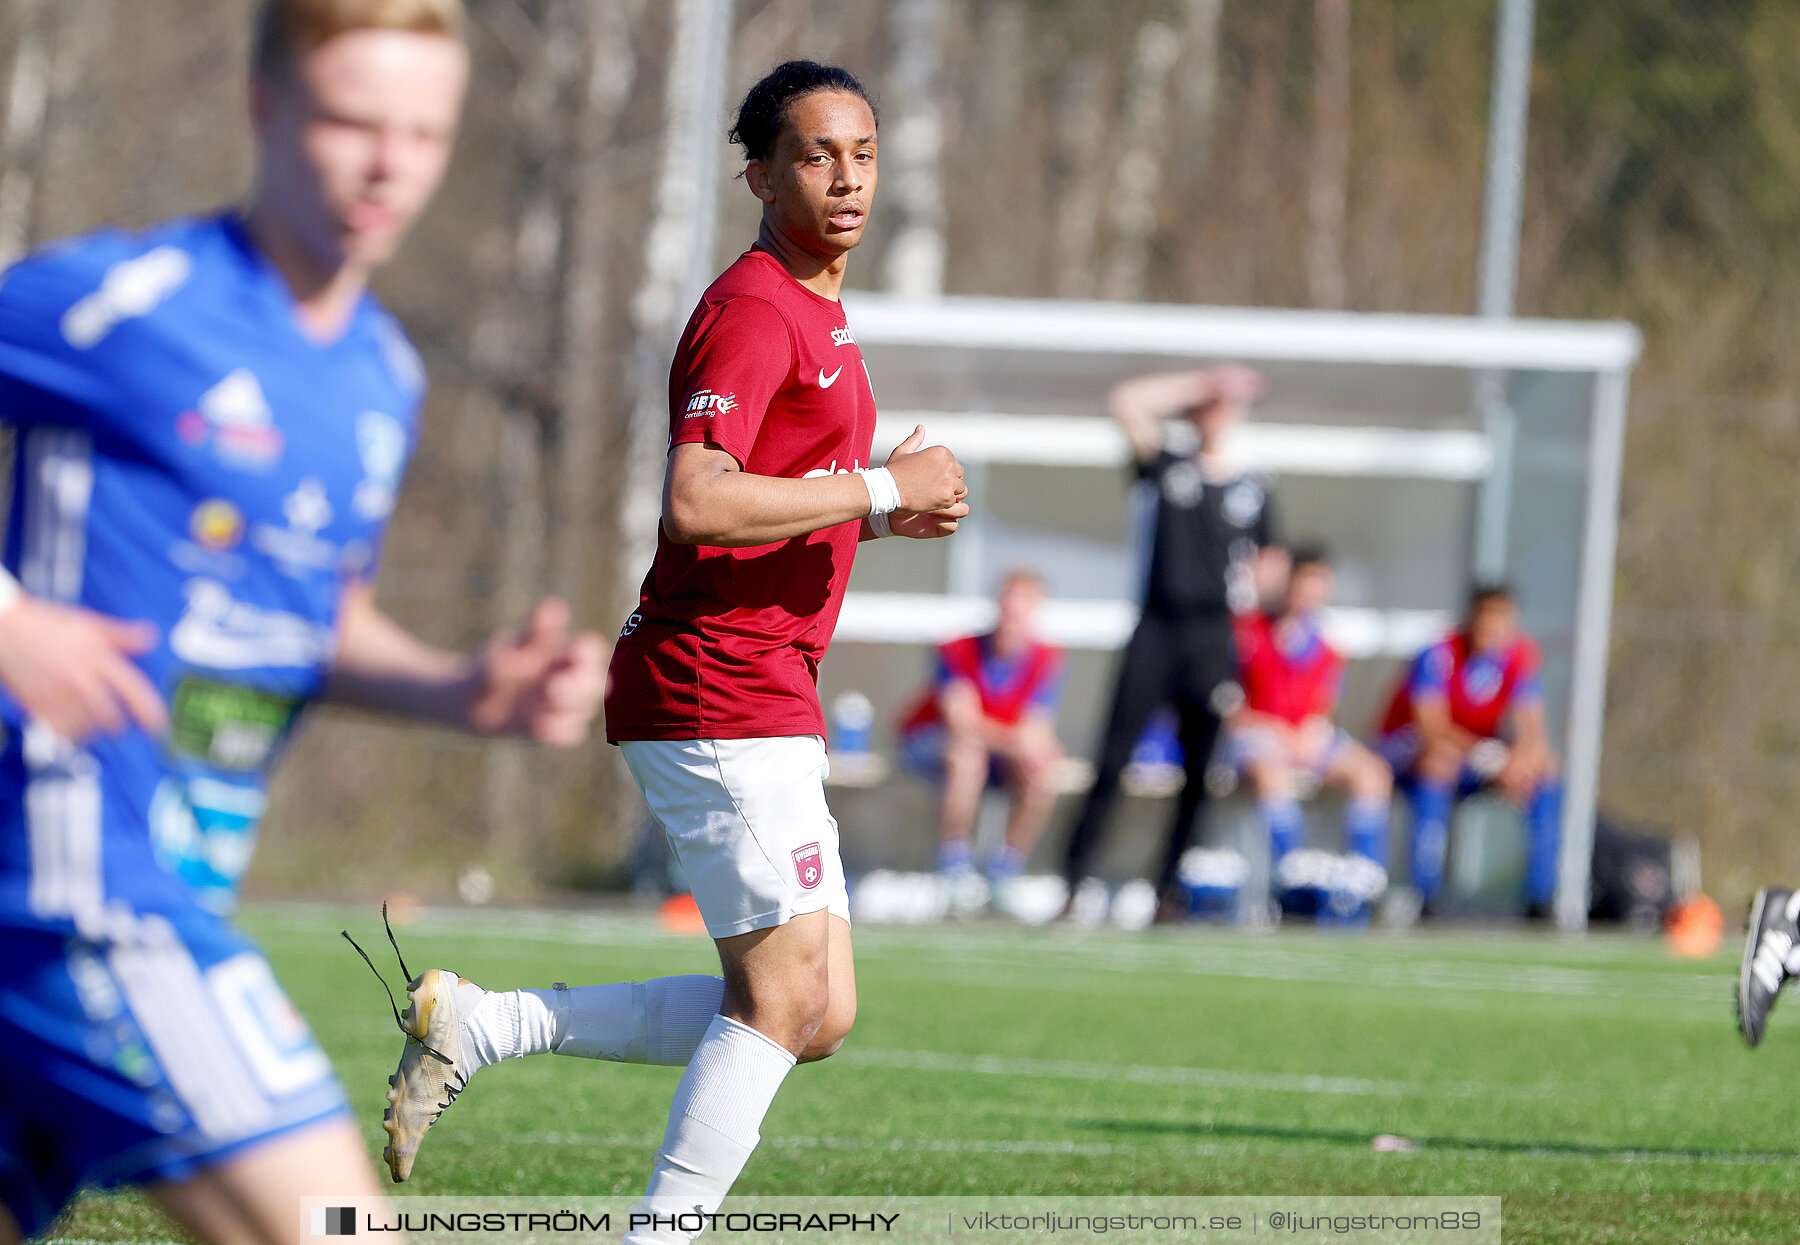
top-left (858, 938), bottom-right (1726, 1007)
top-left (841, 1046), bottom-right (1533, 1099)
top-left (838, 1046), bottom-right (1752, 1104)
top-left (451, 1129), bottom-right (1798, 1168)
top-left (474, 1131), bottom-right (1234, 1159)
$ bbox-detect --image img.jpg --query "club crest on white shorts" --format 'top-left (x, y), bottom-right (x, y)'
top-left (793, 842), bottom-right (823, 891)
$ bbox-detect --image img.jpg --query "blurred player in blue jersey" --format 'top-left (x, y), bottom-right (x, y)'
top-left (0, 3), bottom-right (606, 1242)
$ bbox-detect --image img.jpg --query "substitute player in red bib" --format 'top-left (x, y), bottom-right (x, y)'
top-left (897, 570), bottom-right (1067, 898)
top-left (380, 62), bottom-right (967, 1243)
top-left (1377, 583), bottom-right (1561, 917)
top-left (1226, 548), bottom-right (1391, 911)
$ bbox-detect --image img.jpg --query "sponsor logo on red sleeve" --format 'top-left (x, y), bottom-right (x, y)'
top-left (792, 842), bottom-right (823, 891)
top-left (683, 389), bottom-right (738, 418)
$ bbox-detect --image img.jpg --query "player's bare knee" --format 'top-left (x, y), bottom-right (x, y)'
top-left (943, 723), bottom-right (985, 755)
top-left (944, 746), bottom-right (988, 781)
top-left (1020, 754), bottom-right (1058, 795)
top-left (735, 999), bottom-right (825, 1056)
top-left (799, 996), bottom-right (857, 1063)
top-left (1246, 761), bottom-right (1288, 800)
top-left (765, 973), bottom-right (832, 1055)
top-left (1354, 756), bottom-right (1393, 802)
top-left (0, 1203), bottom-right (20, 1245)
top-left (790, 989), bottom-right (832, 1055)
top-left (1417, 745), bottom-right (1460, 784)
top-left (721, 963), bottom-right (827, 1053)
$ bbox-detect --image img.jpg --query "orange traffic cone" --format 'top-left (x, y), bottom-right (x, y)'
top-left (1666, 893), bottom-right (1723, 959)
top-left (658, 893), bottom-right (707, 936)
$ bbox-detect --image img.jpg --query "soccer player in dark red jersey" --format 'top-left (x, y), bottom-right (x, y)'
top-left (381, 62), bottom-right (967, 1241)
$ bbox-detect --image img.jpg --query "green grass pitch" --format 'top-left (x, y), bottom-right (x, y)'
top-left (48, 903), bottom-right (1800, 1244)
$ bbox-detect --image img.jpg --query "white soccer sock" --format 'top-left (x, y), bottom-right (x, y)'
top-left (453, 981), bottom-right (516, 1073)
top-left (456, 976), bottom-right (725, 1075)
top-left (625, 1014), bottom-right (796, 1245)
top-left (552, 976), bottom-right (724, 1065)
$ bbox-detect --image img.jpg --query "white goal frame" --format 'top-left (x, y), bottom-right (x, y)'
top-left (839, 293), bottom-right (1641, 932)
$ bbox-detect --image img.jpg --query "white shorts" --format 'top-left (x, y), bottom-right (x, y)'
top-left (1226, 723), bottom-right (1354, 778)
top-left (620, 735), bottom-right (851, 939)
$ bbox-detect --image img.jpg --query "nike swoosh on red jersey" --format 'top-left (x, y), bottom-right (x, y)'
top-left (817, 365), bottom-right (844, 388)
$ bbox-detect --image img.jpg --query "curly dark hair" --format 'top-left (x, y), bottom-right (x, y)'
top-left (728, 60), bottom-right (877, 163)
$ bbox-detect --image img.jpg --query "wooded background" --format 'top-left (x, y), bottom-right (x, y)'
top-left (2, 0), bottom-right (1795, 911)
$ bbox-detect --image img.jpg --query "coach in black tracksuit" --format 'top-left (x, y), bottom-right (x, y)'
top-left (1062, 366), bottom-right (1284, 913)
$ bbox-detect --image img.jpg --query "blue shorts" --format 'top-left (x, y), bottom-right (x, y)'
top-left (0, 903), bottom-right (349, 1236)
top-left (1374, 727), bottom-right (1422, 776)
top-left (1376, 729), bottom-right (1492, 795)
top-left (898, 725), bottom-right (1008, 789)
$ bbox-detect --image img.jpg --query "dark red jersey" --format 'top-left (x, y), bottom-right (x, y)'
top-left (605, 249), bottom-right (877, 742)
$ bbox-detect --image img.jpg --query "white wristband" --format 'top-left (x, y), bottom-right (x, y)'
top-left (855, 466), bottom-right (903, 515)
top-left (866, 510), bottom-right (893, 538)
top-left (0, 564), bottom-right (20, 617)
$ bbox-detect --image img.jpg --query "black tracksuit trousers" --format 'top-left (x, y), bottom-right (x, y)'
top-left (1061, 611), bottom-right (1238, 896)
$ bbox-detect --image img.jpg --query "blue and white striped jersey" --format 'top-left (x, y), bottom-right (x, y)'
top-left (0, 213), bottom-right (424, 921)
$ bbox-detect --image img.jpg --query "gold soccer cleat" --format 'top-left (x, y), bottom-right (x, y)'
top-left (381, 968), bottom-right (468, 1182)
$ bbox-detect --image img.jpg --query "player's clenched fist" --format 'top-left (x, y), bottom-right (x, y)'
top-left (0, 597), bottom-right (168, 742)
top-left (883, 424), bottom-right (967, 514)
